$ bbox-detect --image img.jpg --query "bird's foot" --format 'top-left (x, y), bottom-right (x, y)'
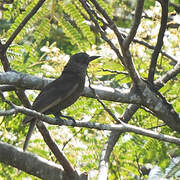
top-left (55, 114), bottom-right (76, 125)
top-left (62, 115), bottom-right (76, 126)
top-left (54, 116), bottom-right (65, 125)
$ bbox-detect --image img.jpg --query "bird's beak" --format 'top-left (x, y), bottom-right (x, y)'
top-left (88, 55), bottom-right (100, 62)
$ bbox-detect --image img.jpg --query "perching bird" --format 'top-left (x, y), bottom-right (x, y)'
top-left (22, 52), bottom-right (100, 151)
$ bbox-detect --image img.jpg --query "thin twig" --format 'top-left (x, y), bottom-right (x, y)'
top-left (79, 0), bottom-right (124, 65)
top-left (102, 68), bottom-right (128, 75)
top-left (120, 31), bottom-right (178, 64)
top-left (5, 0), bottom-right (46, 49)
top-left (155, 63), bottom-right (180, 89)
top-left (86, 73), bottom-right (123, 124)
top-left (89, 0), bottom-right (124, 46)
top-left (133, 38), bottom-right (178, 63)
top-left (148, 123), bottom-right (166, 130)
top-left (136, 155), bottom-right (143, 178)
top-left (140, 106), bottom-right (156, 116)
top-left (123, 0), bottom-right (145, 49)
top-left (62, 129), bottom-right (83, 150)
top-left (0, 90), bottom-right (15, 108)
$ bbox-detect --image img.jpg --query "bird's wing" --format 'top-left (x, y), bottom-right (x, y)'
top-left (32, 72), bottom-right (80, 113)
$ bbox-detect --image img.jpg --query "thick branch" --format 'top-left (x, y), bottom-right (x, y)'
top-left (0, 141), bottom-right (64, 179)
top-left (0, 85), bottom-right (16, 91)
top-left (138, 80), bottom-right (180, 132)
top-left (0, 141), bottom-right (86, 180)
top-left (121, 48), bottom-right (142, 86)
top-left (119, 0), bottom-right (144, 85)
top-left (0, 71), bottom-right (140, 103)
top-left (0, 71), bottom-right (52, 90)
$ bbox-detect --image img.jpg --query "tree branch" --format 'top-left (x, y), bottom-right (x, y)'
top-left (87, 74), bottom-right (123, 124)
top-left (102, 68), bottom-right (128, 75)
top-left (0, 71), bottom-right (140, 103)
top-left (0, 141), bottom-right (87, 180)
top-left (36, 121), bottom-right (77, 176)
top-left (0, 104), bottom-right (180, 146)
top-left (98, 104), bottom-right (139, 180)
top-left (0, 41), bottom-right (11, 71)
top-left (120, 31), bottom-right (178, 64)
top-left (5, 0), bottom-right (46, 49)
top-left (1, 71), bottom-right (180, 132)
top-left (155, 62), bottom-right (180, 89)
top-left (0, 141), bottom-right (64, 179)
top-left (132, 38), bottom-right (178, 64)
top-left (138, 79), bottom-right (180, 132)
top-left (0, 0), bottom-right (46, 72)
top-left (0, 85), bottom-right (16, 91)
top-left (123, 0), bottom-right (145, 49)
top-left (78, 0), bottom-right (125, 66)
top-left (148, 0), bottom-right (169, 82)
top-left (119, 0), bottom-right (144, 85)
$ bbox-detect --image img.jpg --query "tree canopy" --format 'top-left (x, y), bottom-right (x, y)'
top-left (0, 0), bottom-right (180, 179)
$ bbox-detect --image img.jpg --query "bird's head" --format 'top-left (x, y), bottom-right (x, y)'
top-left (64, 52), bottom-right (100, 73)
top-left (69, 52), bottom-right (100, 66)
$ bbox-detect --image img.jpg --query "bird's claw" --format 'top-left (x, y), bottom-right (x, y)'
top-left (55, 115), bottom-right (76, 125)
top-left (55, 117), bottom-right (65, 125)
top-left (68, 117), bottom-right (76, 125)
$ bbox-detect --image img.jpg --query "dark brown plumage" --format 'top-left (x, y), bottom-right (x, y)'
top-left (23, 52), bottom-right (100, 151)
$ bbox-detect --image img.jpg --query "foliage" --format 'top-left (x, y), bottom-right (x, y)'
top-left (0, 0), bottom-right (180, 179)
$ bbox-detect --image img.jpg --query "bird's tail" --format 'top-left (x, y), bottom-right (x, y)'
top-left (23, 119), bottom-right (37, 151)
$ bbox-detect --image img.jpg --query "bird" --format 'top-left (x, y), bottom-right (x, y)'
top-left (22, 52), bottom-right (100, 151)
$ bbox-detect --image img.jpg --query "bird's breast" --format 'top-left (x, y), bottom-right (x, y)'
top-left (44, 76), bottom-right (85, 114)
